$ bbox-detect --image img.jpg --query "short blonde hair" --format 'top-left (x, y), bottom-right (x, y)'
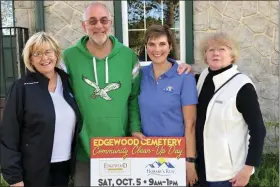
top-left (23, 32), bottom-right (61, 72)
top-left (200, 32), bottom-right (239, 64)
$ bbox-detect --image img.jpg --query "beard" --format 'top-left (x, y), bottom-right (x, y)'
top-left (90, 32), bottom-right (109, 46)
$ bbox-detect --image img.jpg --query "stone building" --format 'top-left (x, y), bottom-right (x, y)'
top-left (1, 1), bottom-right (279, 150)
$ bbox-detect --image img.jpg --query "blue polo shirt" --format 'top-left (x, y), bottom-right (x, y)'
top-left (138, 62), bottom-right (198, 137)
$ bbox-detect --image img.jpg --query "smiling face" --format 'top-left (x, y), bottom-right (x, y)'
top-left (82, 4), bottom-right (112, 46)
top-left (30, 44), bottom-right (57, 76)
top-left (146, 35), bottom-right (172, 65)
top-left (205, 44), bottom-right (233, 70)
top-left (200, 32), bottom-right (239, 70)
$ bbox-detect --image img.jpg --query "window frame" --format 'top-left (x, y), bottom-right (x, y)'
top-left (113, 0), bottom-right (193, 65)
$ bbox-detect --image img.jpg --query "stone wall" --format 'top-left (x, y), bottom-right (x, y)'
top-left (193, 1), bottom-right (279, 122)
top-left (192, 1), bottom-right (279, 152)
top-left (44, 1), bottom-right (113, 49)
top-left (14, 2), bottom-right (36, 33)
top-left (15, 1), bottom-right (114, 49)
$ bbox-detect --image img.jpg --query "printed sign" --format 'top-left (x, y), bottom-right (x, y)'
top-left (90, 137), bottom-right (186, 186)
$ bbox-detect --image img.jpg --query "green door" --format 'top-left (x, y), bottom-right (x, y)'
top-left (1, 35), bottom-right (18, 97)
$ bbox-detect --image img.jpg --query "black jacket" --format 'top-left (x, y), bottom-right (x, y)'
top-left (0, 68), bottom-right (82, 186)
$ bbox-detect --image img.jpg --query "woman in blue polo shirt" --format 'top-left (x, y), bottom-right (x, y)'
top-left (138, 24), bottom-right (198, 186)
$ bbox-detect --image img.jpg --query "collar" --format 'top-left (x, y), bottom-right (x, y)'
top-left (212, 65), bottom-right (239, 90)
top-left (148, 60), bottom-right (178, 79)
top-left (208, 64), bottom-right (233, 76)
top-left (27, 67), bottom-right (69, 86)
top-left (165, 63), bottom-right (178, 77)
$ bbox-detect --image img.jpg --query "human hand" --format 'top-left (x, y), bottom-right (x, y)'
top-left (132, 132), bottom-right (145, 140)
top-left (11, 181), bottom-right (24, 187)
top-left (186, 162), bottom-right (198, 186)
top-left (177, 63), bottom-right (192, 75)
top-left (229, 165), bottom-right (253, 186)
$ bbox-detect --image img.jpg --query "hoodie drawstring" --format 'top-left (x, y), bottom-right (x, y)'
top-left (105, 57), bottom-right (109, 84)
top-left (93, 57), bottom-right (98, 85)
top-left (92, 57), bottom-right (109, 85)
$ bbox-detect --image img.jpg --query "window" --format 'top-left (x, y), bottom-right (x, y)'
top-left (1, 0), bottom-right (15, 35)
top-left (121, 0), bottom-right (186, 66)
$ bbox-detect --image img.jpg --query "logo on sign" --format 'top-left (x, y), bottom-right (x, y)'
top-left (99, 160), bottom-right (131, 176)
top-left (145, 158), bottom-right (175, 176)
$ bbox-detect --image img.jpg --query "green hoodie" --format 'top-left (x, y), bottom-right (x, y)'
top-left (63, 35), bottom-right (141, 161)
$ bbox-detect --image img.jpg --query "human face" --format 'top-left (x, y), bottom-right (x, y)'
top-left (30, 45), bottom-right (57, 76)
top-left (146, 35), bottom-right (171, 65)
top-left (82, 5), bottom-right (112, 46)
top-left (205, 45), bottom-right (233, 70)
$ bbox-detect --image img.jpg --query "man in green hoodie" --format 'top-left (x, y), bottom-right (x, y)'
top-left (61, 2), bottom-right (144, 186)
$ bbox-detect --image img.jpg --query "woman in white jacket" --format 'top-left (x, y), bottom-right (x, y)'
top-left (195, 32), bottom-right (266, 187)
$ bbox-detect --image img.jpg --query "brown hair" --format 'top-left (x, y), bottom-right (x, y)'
top-left (145, 24), bottom-right (175, 47)
top-left (144, 24), bottom-right (178, 58)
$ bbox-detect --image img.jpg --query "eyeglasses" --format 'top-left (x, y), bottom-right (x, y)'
top-left (84, 17), bottom-right (111, 26)
top-left (32, 50), bottom-right (55, 58)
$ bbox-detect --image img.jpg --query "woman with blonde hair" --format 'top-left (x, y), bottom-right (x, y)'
top-left (0, 32), bottom-right (81, 186)
top-left (193, 32), bottom-right (266, 187)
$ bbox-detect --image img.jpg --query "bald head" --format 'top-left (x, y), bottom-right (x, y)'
top-left (81, 2), bottom-right (113, 46)
top-left (83, 2), bottom-right (111, 21)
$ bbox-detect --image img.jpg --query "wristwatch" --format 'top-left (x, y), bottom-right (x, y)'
top-left (186, 157), bottom-right (196, 163)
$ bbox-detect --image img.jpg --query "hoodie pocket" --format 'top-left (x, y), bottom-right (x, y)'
top-left (83, 117), bottom-right (126, 137)
top-left (105, 117), bottom-right (126, 136)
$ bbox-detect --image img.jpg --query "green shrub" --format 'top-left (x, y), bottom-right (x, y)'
top-left (0, 175), bottom-right (8, 187)
top-left (248, 121), bottom-right (279, 187)
top-left (249, 152), bottom-right (279, 187)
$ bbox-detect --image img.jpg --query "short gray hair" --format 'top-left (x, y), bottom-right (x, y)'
top-left (82, 2), bottom-right (112, 21)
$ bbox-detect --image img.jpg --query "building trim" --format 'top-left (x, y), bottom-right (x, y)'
top-left (113, 1), bottom-right (123, 43)
top-left (35, 1), bottom-right (45, 31)
top-left (185, 1), bottom-right (194, 64)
